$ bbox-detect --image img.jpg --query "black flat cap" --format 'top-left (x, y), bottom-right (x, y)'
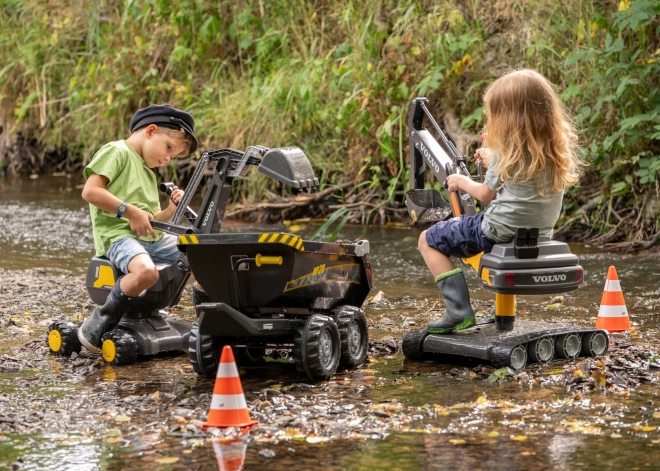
top-left (129, 104), bottom-right (198, 154)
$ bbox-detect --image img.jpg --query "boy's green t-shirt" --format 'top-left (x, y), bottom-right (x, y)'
top-left (85, 140), bottom-right (163, 256)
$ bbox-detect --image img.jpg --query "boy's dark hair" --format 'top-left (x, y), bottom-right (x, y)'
top-left (130, 104), bottom-right (198, 153)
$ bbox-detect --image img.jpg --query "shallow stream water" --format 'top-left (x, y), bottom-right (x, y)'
top-left (1, 176), bottom-right (659, 471)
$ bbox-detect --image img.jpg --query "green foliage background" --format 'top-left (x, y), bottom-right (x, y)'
top-left (0, 0), bottom-right (658, 242)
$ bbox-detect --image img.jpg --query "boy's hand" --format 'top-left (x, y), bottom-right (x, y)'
top-left (446, 174), bottom-right (468, 192)
top-left (126, 207), bottom-right (157, 239)
top-left (169, 186), bottom-right (184, 205)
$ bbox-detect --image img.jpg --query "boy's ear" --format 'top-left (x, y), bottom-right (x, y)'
top-left (144, 124), bottom-right (158, 137)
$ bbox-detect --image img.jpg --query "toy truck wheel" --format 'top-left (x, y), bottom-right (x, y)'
top-left (47, 321), bottom-right (82, 357)
top-left (334, 306), bottom-right (369, 369)
top-left (101, 330), bottom-right (138, 366)
top-left (188, 321), bottom-right (220, 378)
top-left (293, 314), bottom-right (340, 381)
top-left (402, 329), bottom-right (428, 360)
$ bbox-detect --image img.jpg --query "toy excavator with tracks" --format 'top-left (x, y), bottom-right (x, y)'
top-left (402, 98), bottom-right (609, 370)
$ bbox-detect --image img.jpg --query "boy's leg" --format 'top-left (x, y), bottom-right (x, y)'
top-left (419, 222), bottom-right (476, 334)
top-left (78, 238), bottom-right (156, 352)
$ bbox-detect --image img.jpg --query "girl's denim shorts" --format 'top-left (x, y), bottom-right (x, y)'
top-left (425, 211), bottom-right (497, 258)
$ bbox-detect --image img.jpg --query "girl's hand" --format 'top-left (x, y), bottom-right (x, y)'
top-left (446, 174), bottom-right (468, 192)
top-left (474, 147), bottom-right (492, 168)
top-left (169, 186), bottom-right (184, 205)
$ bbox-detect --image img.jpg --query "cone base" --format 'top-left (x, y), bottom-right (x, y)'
top-left (203, 419), bottom-right (258, 430)
top-left (596, 316), bottom-right (631, 333)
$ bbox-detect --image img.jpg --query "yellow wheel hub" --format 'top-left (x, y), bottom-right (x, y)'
top-left (102, 339), bottom-right (117, 363)
top-left (48, 330), bottom-right (62, 352)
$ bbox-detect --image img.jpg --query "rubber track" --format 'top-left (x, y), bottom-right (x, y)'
top-left (402, 329), bottom-right (428, 360)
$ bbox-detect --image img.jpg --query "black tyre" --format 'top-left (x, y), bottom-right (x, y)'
top-left (188, 321), bottom-right (221, 377)
top-left (334, 306), bottom-right (369, 369)
top-left (235, 347), bottom-right (266, 365)
top-left (402, 329), bottom-right (428, 360)
top-left (293, 314), bottom-right (340, 381)
top-left (47, 321), bottom-right (82, 357)
top-left (100, 330), bottom-right (138, 366)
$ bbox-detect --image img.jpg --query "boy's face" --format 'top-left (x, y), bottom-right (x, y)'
top-left (141, 125), bottom-right (189, 168)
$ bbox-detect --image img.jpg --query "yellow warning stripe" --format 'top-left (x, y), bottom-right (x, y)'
top-left (255, 233), bottom-right (306, 251)
top-left (177, 235), bottom-right (200, 245)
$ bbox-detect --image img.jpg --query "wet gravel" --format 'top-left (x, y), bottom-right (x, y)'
top-left (1, 267), bottom-right (660, 465)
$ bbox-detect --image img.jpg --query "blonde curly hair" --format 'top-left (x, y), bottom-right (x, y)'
top-left (483, 69), bottom-right (582, 195)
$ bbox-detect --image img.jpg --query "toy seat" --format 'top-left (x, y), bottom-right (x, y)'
top-left (474, 228), bottom-right (584, 331)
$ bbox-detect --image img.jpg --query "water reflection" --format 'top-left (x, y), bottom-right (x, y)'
top-left (2, 176), bottom-right (660, 470)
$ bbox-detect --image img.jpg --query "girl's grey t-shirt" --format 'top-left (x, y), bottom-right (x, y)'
top-left (481, 155), bottom-right (564, 243)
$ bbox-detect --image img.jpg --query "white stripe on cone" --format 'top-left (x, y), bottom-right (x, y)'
top-left (216, 362), bottom-right (240, 378)
top-left (605, 279), bottom-right (622, 292)
top-left (210, 394), bottom-right (248, 410)
top-left (598, 304), bottom-right (629, 318)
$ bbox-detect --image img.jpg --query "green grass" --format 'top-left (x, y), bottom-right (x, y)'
top-left (0, 0), bottom-right (658, 241)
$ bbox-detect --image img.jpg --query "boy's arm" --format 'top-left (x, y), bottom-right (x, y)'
top-left (82, 173), bottom-right (157, 239)
top-left (153, 186), bottom-right (183, 222)
top-left (446, 174), bottom-right (497, 204)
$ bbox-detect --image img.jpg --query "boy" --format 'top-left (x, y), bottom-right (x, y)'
top-left (78, 104), bottom-right (198, 353)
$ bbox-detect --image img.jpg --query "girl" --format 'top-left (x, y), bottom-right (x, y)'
top-left (419, 69), bottom-right (582, 334)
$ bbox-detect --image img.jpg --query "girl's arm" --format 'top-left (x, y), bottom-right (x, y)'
top-left (446, 174), bottom-right (497, 204)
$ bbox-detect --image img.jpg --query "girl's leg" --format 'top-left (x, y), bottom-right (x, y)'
top-left (418, 230), bottom-right (455, 276)
top-left (418, 229), bottom-right (476, 334)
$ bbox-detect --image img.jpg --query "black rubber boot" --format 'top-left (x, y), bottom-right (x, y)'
top-left (192, 282), bottom-right (213, 305)
top-left (426, 268), bottom-right (476, 334)
top-left (78, 279), bottom-right (140, 353)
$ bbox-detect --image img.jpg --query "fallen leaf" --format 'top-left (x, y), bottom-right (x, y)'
top-left (511, 435), bottom-right (528, 441)
top-left (154, 457), bottom-right (179, 464)
top-left (449, 439), bottom-right (466, 445)
top-left (611, 433), bottom-right (622, 439)
top-left (114, 415), bottom-right (131, 423)
top-left (488, 431), bottom-right (500, 437)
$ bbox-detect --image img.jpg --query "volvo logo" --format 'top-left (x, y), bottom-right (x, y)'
top-left (419, 142), bottom-right (440, 174)
top-left (532, 274), bottom-right (567, 283)
top-left (202, 201), bottom-right (215, 226)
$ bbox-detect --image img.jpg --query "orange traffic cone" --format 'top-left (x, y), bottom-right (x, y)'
top-left (204, 345), bottom-right (258, 430)
top-left (595, 266), bottom-right (632, 332)
top-left (211, 437), bottom-right (248, 471)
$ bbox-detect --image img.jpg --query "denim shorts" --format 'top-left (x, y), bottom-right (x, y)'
top-left (106, 235), bottom-right (180, 273)
top-left (425, 211), bottom-right (497, 258)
